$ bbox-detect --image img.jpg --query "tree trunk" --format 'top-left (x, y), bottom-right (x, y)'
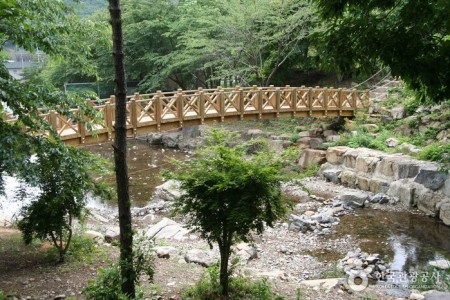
top-left (218, 240), bottom-right (231, 298)
top-left (108, 0), bottom-right (136, 298)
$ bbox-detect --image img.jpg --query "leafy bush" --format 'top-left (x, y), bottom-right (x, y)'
top-left (84, 264), bottom-right (130, 300)
top-left (404, 96), bottom-right (421, 116)
top-left (418, 142), bottom-right (450, 164)
top-left (182, 265), bottom-right (284, 300)
top-left (84, 233), bottom-right (154, 299)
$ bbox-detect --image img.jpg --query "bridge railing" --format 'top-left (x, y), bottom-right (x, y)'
top-left (5, 85), bottom-right (368, 145)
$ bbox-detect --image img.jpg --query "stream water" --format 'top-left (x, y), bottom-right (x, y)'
top-left (1, 139), bottom-right (449, 289)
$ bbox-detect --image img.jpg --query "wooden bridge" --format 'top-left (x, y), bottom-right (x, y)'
top-left (7, 85), bottom-right (368, 146)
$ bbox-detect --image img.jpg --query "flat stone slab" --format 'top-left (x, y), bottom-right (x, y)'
top-left (300, 278), bottom-right (343, 290)
top-left (429, 259), bottom-right (450, 270)
top-left (424, 291), bottom-right (450, 300)
top-left (145, 217), bottom-right (189, 240)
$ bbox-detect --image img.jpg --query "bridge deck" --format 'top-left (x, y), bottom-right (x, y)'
top-left (6, 85), bottom-right (368, 146)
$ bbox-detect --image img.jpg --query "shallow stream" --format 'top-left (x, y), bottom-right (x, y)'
top-left (1, 139), bottom-right (449, 283)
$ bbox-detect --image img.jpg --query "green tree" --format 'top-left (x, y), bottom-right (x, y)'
top-left (167, 131), bottom-right (288, 297)
top-left (314, 0), bottom-right (450, 103)
top-left (1, 0), bottom-right (110, 259)
top-left (122, 0), bottom-right (319, 91)
top-left (17, 143), bottom-right (109, 262)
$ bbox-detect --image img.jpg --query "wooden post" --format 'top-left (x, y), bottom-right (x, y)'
top-left (218, 87), bottom-right (225, 122)
top-left (130, 93), bottom-right (138, 135)
top-left (155, 91), bottom-right (162, 131)
top-left (177, 89), bottom-right (184, 128)
top-left (49, 110), bottom-right (58, 132)
top-left (198, 87), bottom-right (205, 124)
top-left (308, 87), bottom-right (313, 116)
top-left (257, 87), bottom-right (263, 119)
top-left (275, 86), bottom-right (281, 118)
top-left (109, 95), bottom-right (116, 126)
top-left (292, 86), bottom-right (297, 116)
top-left (238, 86), bottom-right (244, 120)
top-left (77, 110), bottom-right (86, 144)
top-left (323, 87), bottom-right (328, 117)
top-left (352, 89), bottom-right (357, 114)
top-left (105, 102), bottom-right (113, 140)
top-left (338, 88), bottom-right (343, 115)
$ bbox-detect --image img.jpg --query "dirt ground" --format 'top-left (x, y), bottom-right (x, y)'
top-left (0, 225), bottom-right (402, 300)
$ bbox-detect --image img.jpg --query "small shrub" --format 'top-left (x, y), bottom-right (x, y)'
top-left (418, 142), bottom-right (450, 164)
top-left (240, 139), bottom-right (269, 155)
top-left (182, 266), bottom-right (284, 300)
top-left (84, 264), bottom-right (130, 300)
top-left (290, 133), bottom-right (300, 143)
top-left (404, 96), bottom-right (421, 116)
top-left (408, 118), bottom-right (420, 129)
top-left (84, 233), bottom-right (154, 299)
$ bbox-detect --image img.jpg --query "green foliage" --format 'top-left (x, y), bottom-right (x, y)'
top-left (167, 129), bottom-right (288, 296)
top-left (0, 0), bottom-right (112, 261)
top-left (418, 143), bottom-right (450, 165)
top-left (84, 234), bottom-right (155, 299)
top-left (122, 0), bottom-right (319, 90)
top-left (290, 133), bottom-right (300, 143)
top-left (168, 129), bottom-right (288, 245)
top-left (16, 143), bottom-right (111, 262)
top-left (314, 0), bottom-right (450, 103)
top-left (182, 265), bottom-right (284, 300)
top-left (66, 234), bottom-right (97, 261)
top-left (84, 264), bottom-right (130, 300)
top-left (240, 139), bottom-right (270, 155)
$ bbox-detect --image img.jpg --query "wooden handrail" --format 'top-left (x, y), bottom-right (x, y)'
top-left (5, 86), bottom-right (368, 146)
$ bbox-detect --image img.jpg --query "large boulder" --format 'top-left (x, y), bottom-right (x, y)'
top-left (339, 191), bottom-right (370, 207)
top-left (145, 218), bottom-right (189, 240)
top-left (413, 169), bottom-right (447, 191)
top-left (281, 183), bottom-right (310, 202)
top-left (340, 170), bottom-right (357, 187)
top-left (391, 105), bottom-right (405, 120)
top-left (184, 249), bottom-right (217, 267)
top-left (103, 226), bottom-right (120, 243)
top-left (326, 146), bottom-right (349, 165)
top-left (439, 202), bottom-right (450, 226)
top-left (298, 149), bottom-right (327, 168)
top-left (319, 163), bottom-right (343, 184)
top-left (161, 131), bottom-right (183, 148)
top-left (414, 184), bottom-right (442, 216)
top-left (355, 156), bottom-right (380, 174)
top-left (152, 180), bottom-right (182, 201)
top-left (243, 129), bottom-right (265, 140)
top-left (155, 246), bottom-right (178, 259)
top-left (387, 179), bottom-right (415, 206)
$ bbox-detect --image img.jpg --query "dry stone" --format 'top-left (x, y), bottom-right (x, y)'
top-left (340, 170), bottom-right (357, 187)
top-left (414, 169), bottom-right (447, 190)
top-left (184, 249), bottom-right (217, 267)
top-left (368, 177), bottom-right (390, 194)
top-left (355, 156), bottom-right (380, 174)
top-left (326, 146), bottom-right (349, 165)
top-left (387, 179), bottom-right (416, 206)
top-left (298, 149), bottom-right (326, 168)
top-left (439, 202), bottom-right (450, 225)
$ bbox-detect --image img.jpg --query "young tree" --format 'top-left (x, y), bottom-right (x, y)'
top-left (0, 0), bottom-right (110, 258)
top-left (313, 0), bottom-right (450, 103)
top-left (168, 131), bottom-right (288, 297)
top-left (17, 143), bottom-right (110, 262)
top-left (108, 0), bottom-right (136, 297)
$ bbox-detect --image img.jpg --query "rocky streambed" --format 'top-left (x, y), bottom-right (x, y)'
top-left (2, 137), bottom-right (450, 299)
